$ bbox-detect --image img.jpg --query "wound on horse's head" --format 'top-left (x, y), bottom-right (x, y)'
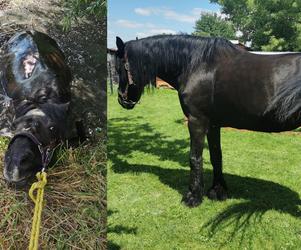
top-left (23, 53), bottom-right (39, 79)
top-left (2, 30), bottom-right (72, 187)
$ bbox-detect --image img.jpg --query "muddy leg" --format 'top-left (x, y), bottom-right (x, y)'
top-left (182, 115), bottom-right (208, 207)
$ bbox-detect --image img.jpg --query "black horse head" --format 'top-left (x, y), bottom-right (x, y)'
top-left (115, 37), bottom-right (146, 109)
top-left (1, 30), bottom-right (71, 187)
top-left (3, 100), bottom-right (69, 186)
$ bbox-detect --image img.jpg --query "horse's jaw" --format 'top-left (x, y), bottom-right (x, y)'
top-left (118, 95), bottom-right (136, 109)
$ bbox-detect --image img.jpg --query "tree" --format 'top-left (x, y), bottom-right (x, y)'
top-left (193, 13), bottom-right (236, 40)
top-left (210, 0), bottom-right (301, 51)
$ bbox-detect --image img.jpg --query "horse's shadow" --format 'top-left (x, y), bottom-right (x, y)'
top-left (109, 117), bottom-right (301, 245)
top-left (109, 116), bottom-right (207, 168)
top-left (108, 209), bottom-right (137, 250)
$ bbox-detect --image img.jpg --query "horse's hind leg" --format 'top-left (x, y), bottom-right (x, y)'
top-left (182, 115), bottom-right (208, 207)
top-left (207, 126), bottom-right (228, 200)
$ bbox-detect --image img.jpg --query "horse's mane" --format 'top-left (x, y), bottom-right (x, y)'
top-left (125, 34), bottom-right (239, 87)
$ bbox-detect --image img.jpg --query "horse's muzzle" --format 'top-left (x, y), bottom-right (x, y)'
top-left (3, 175), bottom-right (32, 188)
top-left (118, 93), bottom-right (136, 109)
top-left (3, 167), bottom-right (33, 188)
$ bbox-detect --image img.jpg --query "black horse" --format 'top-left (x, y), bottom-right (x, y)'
top-left (1, 30), bottom-right (71, 186)
top-left (114, 34), bottom-right (301, 207)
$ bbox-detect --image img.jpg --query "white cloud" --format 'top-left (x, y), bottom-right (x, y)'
top-left (162, 9), bottom-right (196, 23)
top-left (191, 8), bottom-right (207, 16)
top-left (134, 8), bottom-right (153, 16)
top-left (150, 28), bottom-right (177, 34)
top-left (108, 30), bottom-right (115, 35)
top-left (115, 19), bottom-right (143, 29)
top-left (145, 22), bottom-right (156, 28)
top-left (136, 28), bottom-right (176, 39)
top-left (114, 19), bottom-right (175, 38)
top-left (134, 7), bottom-right (218, 23)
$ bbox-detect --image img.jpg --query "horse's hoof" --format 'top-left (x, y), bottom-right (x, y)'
top-left (182, 191), bottom-right (202, 207)
top-left (207, 184), bottom-right (227, 201)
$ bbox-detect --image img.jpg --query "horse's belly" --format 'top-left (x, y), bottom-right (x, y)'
top-left (213, 108), bottom-right (301, 132)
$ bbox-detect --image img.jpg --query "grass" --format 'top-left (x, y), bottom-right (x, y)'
top-left (0, 135), bottom-right (106, 249)
top-left (108, 88), bottom-right (301, 249)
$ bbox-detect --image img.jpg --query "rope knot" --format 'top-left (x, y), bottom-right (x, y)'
top-left (29, 172), bottom-right (47, 204)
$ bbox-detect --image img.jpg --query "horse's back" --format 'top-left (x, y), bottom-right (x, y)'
top-left (211, 52), bottom-right (301, 131)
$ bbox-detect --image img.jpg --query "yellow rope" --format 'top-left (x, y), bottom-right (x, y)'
top-left (28, 171), bottom-right (47, 250)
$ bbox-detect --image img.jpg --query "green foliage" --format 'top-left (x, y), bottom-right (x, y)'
top-left (62, 0), bottom-right (107, 30)
top-left (193, 13), bottom-right (236, 39)
top-left (261, 36), bottom-right (286, 51)
top-left (210, 0), bottom-right (301, 51)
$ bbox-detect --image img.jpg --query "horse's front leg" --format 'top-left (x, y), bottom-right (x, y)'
top-left (182, 115), bottom-right (208, 207)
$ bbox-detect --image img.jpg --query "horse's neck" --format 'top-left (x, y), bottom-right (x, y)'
top-left (151, 50), bottom-right (188, 90)
top-left (132, 41), bottom-right (192, 89)
top-left (156, 73), bottom-right (179, 89)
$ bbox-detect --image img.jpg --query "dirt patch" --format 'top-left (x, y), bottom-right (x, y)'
top-left (0, 1), bottom-right (9, 11)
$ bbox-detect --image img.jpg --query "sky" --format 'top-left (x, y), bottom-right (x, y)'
top-left (108, 0), bottom-right (221, 48)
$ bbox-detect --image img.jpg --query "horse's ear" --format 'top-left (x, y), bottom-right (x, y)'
top-left (116, 36), bottom-right (125, 58)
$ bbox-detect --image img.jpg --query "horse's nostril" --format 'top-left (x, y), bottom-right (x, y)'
top-left (20, 154), bottom-right (32, 166)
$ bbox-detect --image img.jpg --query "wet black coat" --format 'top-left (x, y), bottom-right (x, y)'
top-left (0, 30), bottom-right (71, 136)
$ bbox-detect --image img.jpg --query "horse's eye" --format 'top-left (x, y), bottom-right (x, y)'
top-left (39, 95), bottom-right (47, 103)
top-left (34, 121), bottom-right (40, 128)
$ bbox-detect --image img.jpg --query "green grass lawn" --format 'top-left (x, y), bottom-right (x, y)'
top-left (108, 88), bottom-right (301, 250)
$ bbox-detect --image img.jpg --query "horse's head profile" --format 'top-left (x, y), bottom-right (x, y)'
top-left (3, 100), bottom-right (69, 186)
top-left (115, 37), bottom-right (143, 109)
top-left (1, 30), bottom-right (72, 187)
